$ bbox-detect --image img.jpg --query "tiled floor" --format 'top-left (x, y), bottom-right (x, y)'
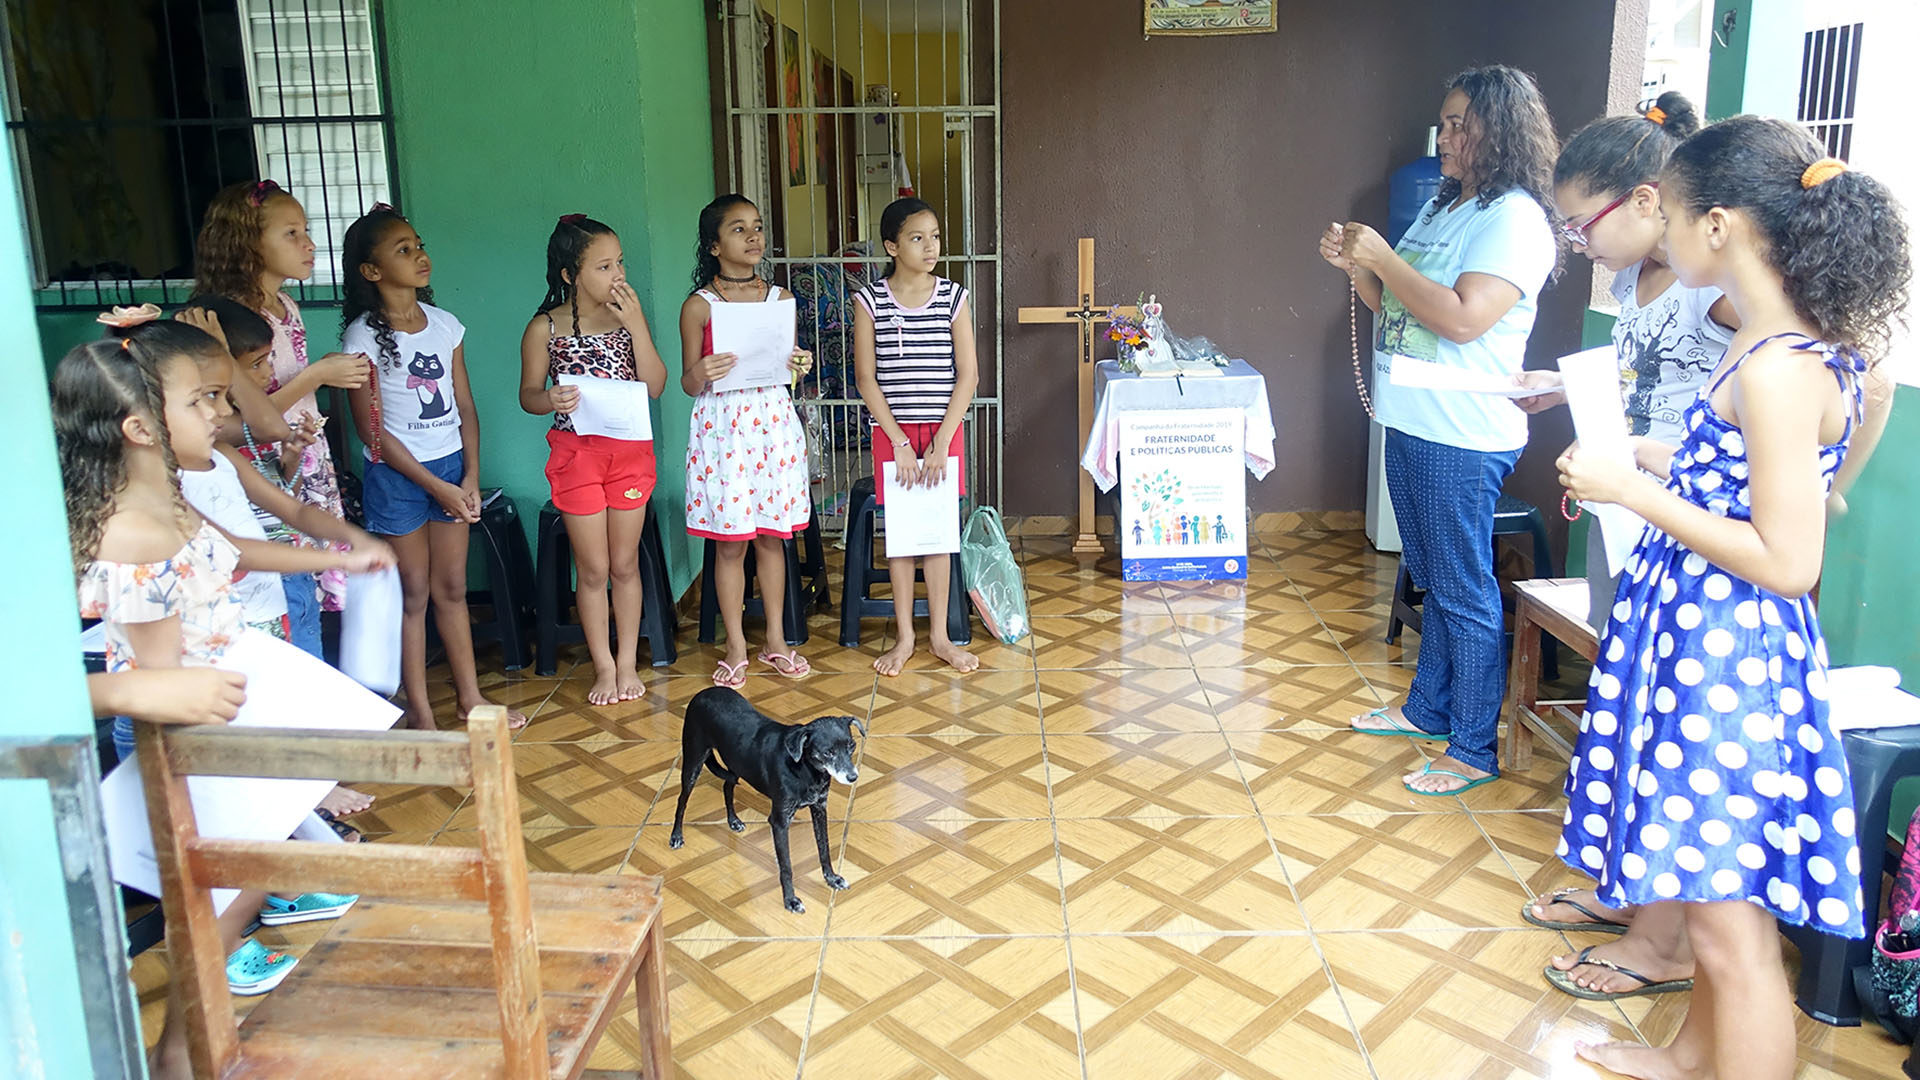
top-left (131, 527), bottom-right (1909, 1078)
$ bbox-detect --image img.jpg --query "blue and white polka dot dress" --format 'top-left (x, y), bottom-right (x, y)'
top-left (1558, 334), bottom-right (1866, 938)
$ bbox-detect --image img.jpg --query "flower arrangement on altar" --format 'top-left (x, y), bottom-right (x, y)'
top-left (1107, 307), bottom-right (1150, 372)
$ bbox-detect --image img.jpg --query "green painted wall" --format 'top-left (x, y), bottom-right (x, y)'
top-left (1706, 0), bottom-right (1805, 122)
top-left (1822, 384), bottom-right (1920, 679)
top-left (380, 0), bottom-right (713, 593)
top-left (1, 80), bottom-right (113, 1077)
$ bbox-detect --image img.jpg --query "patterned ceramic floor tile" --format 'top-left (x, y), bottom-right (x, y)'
top-left (867, 670), bottom-right (1042, 737)
top-left (1196, 664), bottom-right (1388, 731)
top-left (1273, 814), bottom-right (1534, 933)
top-left (1025, 573), bottom-right (1168, 619)
top-left (804, 937), bottom-right (1082, 1079)
top-left (1229, 729), bottom-right (1446, 817)
top-left (830, 819), bottom-right (1066, 936)
top-left (1318, 607), bottom-right (1419, 665)
top-left (1156, 573), bottom-right (1314, 615)
top-left (1069, 934), bottom-right (1371, 1080)
top-left (1176, 610), bottom-right (1352, 669)
top-left (874, 624), bottom-right (1038, 674)
top-left (1055, 816), bottom-right (1302, 935)
top-left (432, 824), bottom-right (639, 876)
top-left (1319, 929), bottom-right (1641, 1080)
top-left (1030, 614), bottom-right (1192, 670)
top-left (1045, 732), bottom-right (1259, 819)
top-left (627, 823), bottom-right (844, 938)
top-left (1035, 667), bottom-right (1222, 735)
top-left (516, 672), bottom-right (711, 743)
top-left (846, 734), bottom-right (1053, 821)
top-left (442, 740), bottom-right (680, 830)
top-left (588, 937), bottom-right (821, 1076)
top-left (336, 779), bottom-right (467, 835)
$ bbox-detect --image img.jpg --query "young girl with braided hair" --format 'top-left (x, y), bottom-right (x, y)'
top-left (518, 214), bottom-right (669, 705)
top-left (341, 204), bottom-right (526, 732)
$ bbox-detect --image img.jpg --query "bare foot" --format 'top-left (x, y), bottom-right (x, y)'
top-left (586, 663), bottom-right (620, 707)
top-left (1574, 1041), bottom-right (1708, 1080)
top-left (1552, 937), bottom-right (1694, 994)
top-left (874, 636), bottom-right (916, 677)
top-left (317, 785), bottom-right (373, 817)
top-left (1403, 753), bottom-right (1492, 793)
top-left (615, 662), bottom-right (644, 702)
top-left (1529, 887), bottom-right (1636, 928)
top-left (930, 638), bottom-right (979, 673)
top-left (457, 698), bottom-right (529, 731)
top-left (399, 706), bottom-right (439, 732)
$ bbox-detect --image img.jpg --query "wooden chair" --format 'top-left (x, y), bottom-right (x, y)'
top-left (1499, 579), bottom-right (1601, 772)
top-left (138, 708), bottom-right (672, 1079)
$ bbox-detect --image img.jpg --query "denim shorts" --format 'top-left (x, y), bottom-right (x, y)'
top-left (363, 450), bottom-right (464, 536)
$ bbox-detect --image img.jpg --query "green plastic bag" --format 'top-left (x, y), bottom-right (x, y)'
top-left (960, 506), bottom-right (1029, 644)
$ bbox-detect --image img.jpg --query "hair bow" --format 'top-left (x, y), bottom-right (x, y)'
top-left (369, 201), bottom-right (396, 214)
top-left (96, 303), bottom-right (163, 329)
top-left (559, 213), bottom-right (587, 226)
top-left (248, 179), bottom-right (284, 206)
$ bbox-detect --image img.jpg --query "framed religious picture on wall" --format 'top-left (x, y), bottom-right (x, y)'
top-left (813, 51), bottom-right (834, 179)
top-left (1143, 0), bottom-right (1277, 36)
top-left (782, 25), bottom-right (806, 186)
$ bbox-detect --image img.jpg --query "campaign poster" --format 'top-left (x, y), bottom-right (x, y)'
top-left (1118, 408), bottom-right (1247, 581)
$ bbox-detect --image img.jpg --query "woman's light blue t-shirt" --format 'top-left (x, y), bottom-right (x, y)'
top-left (1371, 189), bottom-right (1555, 453)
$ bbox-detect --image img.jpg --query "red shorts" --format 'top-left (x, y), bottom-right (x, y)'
top-left (871, 422), bottom-right (965, 505)
top-left (545, 429), bottom-right (656, 515)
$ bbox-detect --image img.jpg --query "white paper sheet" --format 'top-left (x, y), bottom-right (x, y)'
top-left (709, 297), bottom-right (798, 393)
top-left (556, 374), bottom-right (652, 441)
top-left (98, 630), bottom-right (404, 913)
top-left (1557, 346), bottom-right (1650, 577)
top-left (341, 567), bottom-right (402, 695)
top-left (1389, 356), bottom-right (1537, 397)
top-left (1828, 665), bottom-right (1920, 731)
top-left (882, 462), bottom-right (961, 557)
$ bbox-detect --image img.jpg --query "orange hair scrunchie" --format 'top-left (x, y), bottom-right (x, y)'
top-left (1801, 158), bottom-right (1847, 189)
top-left (1643, 105), bottom-right (1667, 126)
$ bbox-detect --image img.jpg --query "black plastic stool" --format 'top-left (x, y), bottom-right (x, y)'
top-left (838, 475), bottom-right (970, 647)
top-left (697, 532), bottom-right (812, 647)
top-left (1385, 494), bottom-right (1557, 677)
top-left (465, 490), bottom-right (535, 670)
top-left (533, 500), bottom-right (678, 675)
top-left (1778, 723), bottom-right (1920, 1026)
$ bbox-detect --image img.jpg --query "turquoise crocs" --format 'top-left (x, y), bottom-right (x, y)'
top-left (257, 892), bottom-right (358, 927)
top-left (227, 939), bottom-right (298, 996)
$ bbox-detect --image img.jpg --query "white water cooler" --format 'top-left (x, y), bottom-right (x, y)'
top-left (1364, 419), bottom-right (1402, 553)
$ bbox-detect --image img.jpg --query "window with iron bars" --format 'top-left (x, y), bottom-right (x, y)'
top-left (2, 0), bottom-right (396, 311)
top-left (1798, 21), bottom-right (1863, 162)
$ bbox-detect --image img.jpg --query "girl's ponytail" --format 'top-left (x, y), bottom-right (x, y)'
top-left (1666, 115), bottom-right (1910, 360)
top-left (1553, 90), bottom-right (1700, 197)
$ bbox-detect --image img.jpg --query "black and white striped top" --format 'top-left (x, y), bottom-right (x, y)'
top-left (856, 277), bottom-right (968, 424)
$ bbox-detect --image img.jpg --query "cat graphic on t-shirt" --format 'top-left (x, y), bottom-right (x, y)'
top-left (408, 352), bottom-right (449, 420)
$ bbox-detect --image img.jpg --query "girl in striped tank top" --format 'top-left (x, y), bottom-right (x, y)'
top-left (854, 198), bottom-right (981, 676)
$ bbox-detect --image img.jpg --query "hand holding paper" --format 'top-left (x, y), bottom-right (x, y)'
top-left (1555, 346), bottom-right (1650, 576)
top-left (709, 297), bottom-right (798, 393)
top-left (556, 374), bottom-right (653, 441)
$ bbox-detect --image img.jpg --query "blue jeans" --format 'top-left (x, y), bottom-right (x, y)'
top-left (1382, 429), bottom-right (1520, 774)
top-left (283, 572), bottom-right (324, 659)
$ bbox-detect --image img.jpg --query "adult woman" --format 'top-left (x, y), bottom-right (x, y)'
top-left (1317, 65), bottom-right (1562, 795)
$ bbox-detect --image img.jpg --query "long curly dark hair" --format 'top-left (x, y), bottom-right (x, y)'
top-left (536, 214), bottom-right (617, 339)
top-left (1554, 90), bottom-right (1701, 197)
top-left (690, 194), bottom-right (758, 295)
top-left (193, 180), bottom-right (290, 311)
top-left (1430, 65), bottom-right (1566, 278)
top-left (1665, 115), bottom-right (1911, 361)
top-left (53, 321), bottom-right (222, 577)
top-left (340, 205), bottom-right (436, 375)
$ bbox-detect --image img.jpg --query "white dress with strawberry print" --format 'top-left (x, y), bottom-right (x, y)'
top-left (684, 286), bottom-right (812, 541)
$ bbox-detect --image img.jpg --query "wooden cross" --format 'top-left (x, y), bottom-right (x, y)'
top-left (1017, 238), bottom-right (1138, 555)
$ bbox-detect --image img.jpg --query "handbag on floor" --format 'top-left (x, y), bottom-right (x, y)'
top-left (1862, 805), bottom-right (1920, 1042)
top-left (960, 506), bottom-right (1029, 644)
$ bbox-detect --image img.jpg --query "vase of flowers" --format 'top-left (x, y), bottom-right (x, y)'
top-left (1107, 311), bottom-right (1149, 373)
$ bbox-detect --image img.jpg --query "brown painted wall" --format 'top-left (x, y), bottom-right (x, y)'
top-left (1001, 0), bottom-right (1645, 553)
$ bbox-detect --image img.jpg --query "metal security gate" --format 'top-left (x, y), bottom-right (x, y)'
top-left (714, 0), bottom-right (1001, 535)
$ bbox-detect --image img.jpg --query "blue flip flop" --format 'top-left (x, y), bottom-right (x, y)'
top-left (1351, 707), bottom-right (1447, 741)
top-left (1404, 763), bottom-right (1497, 796)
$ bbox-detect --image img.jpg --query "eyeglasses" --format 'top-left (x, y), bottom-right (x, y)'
top-left (1560, 183), bottom-right (1654, 247)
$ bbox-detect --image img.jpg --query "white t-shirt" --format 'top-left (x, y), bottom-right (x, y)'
top-left (1371, 189), bottom-right (1557, 453)
top-left (1610, 260), bottom-right (1733, 444)
top-left (342, 303), bottom-right (466, 463)
top-left (179, 451), bottom-right (288, 625)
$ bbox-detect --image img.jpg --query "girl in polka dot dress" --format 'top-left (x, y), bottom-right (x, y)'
top-left (1555, 117), bottom-right (1909, 1079)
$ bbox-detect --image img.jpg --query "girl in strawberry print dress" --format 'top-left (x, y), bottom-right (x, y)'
top-left (678, 195), bottom-right (815, 687)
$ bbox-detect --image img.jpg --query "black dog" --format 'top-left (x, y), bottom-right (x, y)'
top-left (670, 686), bottom-right (865, 913)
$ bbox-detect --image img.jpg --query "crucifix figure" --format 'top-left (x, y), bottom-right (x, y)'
top-left (1017, 238), bottom-right (1138, 555)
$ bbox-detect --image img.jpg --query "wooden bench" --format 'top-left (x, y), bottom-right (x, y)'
top-left (1499, 578), bottom-right (1601, 773)
top-left (138, 707), bottom-right (672, 1079)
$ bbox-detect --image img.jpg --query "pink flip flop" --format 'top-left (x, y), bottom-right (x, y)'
top-left (757, 650), bottom-right (811, 678)
top-left (712, 658), bottom-right (748, 688)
